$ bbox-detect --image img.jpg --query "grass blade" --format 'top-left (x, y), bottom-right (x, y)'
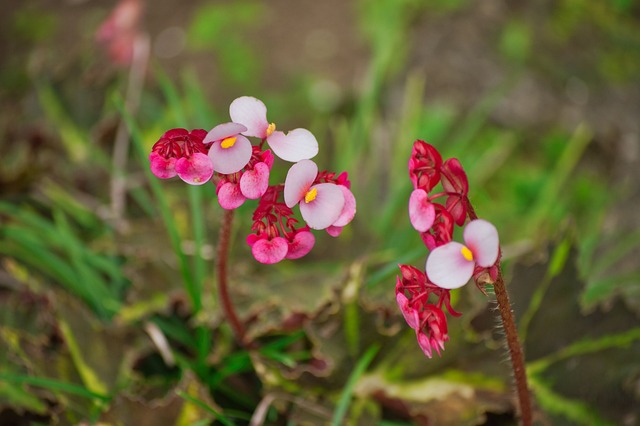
top-left (332, 344), bottom-right (380, 426)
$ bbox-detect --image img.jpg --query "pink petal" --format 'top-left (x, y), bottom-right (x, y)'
top-left (299, 183), bottom-right (345, 230)
top-left (203, 122), bottom-right (248, 144)
top-left (463, 219), bottom-right (499, 268)
top-left (262, 149), bottom-right (275, 169)
top-left (208, 135), bottom-right (252, 174)
top-left (331, 186), bottom-right (356, 227)
top-left (162, 128), bottom-right (189, 139)
top-left (409, 189), bottom-right (435, 232)
top-left (326, 225), bottom-right (343, 237)
top-left (246, 233), bottom-right (261, 247)
top-left (175, 153), bottom-right (213, 185)
top-left (416, 331), bottom-right (433, 358)
top-left (284, 160), bottom-right (318, 208)
top-left (396, 293), bottom-right (419, 329)
top-left (217, 182), bottom-right (246, 210)
top-left (252, 237), bottom-right (288, 264)
top-left (425, 242), bottom-right (475, 289)
top-left (285, 231), bottom-right (315, 259)
top-left (266, 129), bottom-right (319, 162)
top-left (149, 152), bottom-right (177, 179)
top-left (240, 162), bottom-right (270, 199)
top-left (229, 96), bottom-right (269, 138)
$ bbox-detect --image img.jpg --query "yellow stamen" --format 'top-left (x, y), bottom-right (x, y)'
top-left (304, 187), bottom-right (318, 203)
top-left (220, 136), bottom-right (237, 149)
top-left (461, 246), bottom-right (474, 262)
top-left (266, 122), bottom-right (276, 137)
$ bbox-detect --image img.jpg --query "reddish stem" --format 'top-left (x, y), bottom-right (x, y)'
top-left (466, 199), bottom-right (532, 425)
top-left (217, 209), bottom-right (250, 347)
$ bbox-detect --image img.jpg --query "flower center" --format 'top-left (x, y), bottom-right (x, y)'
top-left (221, 136), bottom-right (237, 149)
top-left (266, 122), bottom-right (276, 137)
top-left (461, 246), bottom-right (474, 262)
top-left (304, 187), bottom-right (318, 203)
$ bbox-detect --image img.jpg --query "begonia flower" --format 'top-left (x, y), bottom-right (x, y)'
top-left (230, 96), bottom-right (319, 162)
top-left (251, 236), bottom-right (289, 264)
top-left (96, 0), bottom-right (143, 66)
top-left (440, 158), bottom-right (469, 226)
top-left (285, 229), bottom-right (315, 259)
top-left (426, 219), bottom-right (499, 289)
top-left (204, 122), bottom-right (252, 174)
top-left (284, 160), bottom-right (345, 230)
top-left (149, 128), bottom-right (213, 185)
top-left (396, 292), bottom-right (420, 329)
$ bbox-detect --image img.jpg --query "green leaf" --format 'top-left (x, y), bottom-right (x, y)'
top-left (529, 375), bottom-right (615, 426)
top-left (332, 344), bottom-right (380, 426)
top-left (0, 373), bottom-right (110, 402)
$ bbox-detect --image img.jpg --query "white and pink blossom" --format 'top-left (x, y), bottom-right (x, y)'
top-left (426, 219), bottom-right (499, 289)
top-left (230, 96), bottom-right (319, 162)
top-left (284, 160), bottom-right (345, 230)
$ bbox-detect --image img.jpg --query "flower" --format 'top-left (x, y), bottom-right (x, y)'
top-left (215, 147), bottom-right (274, 210)
top-left (395, 264), bottom-right (460, 358)
top-left (426, 219), bottom-right (499, 289)
top-left (204, 122), bottom-right (253, 174)
top-left (246, 186), bottom-right (316, 264)
top-left (230, 96), bottom-right (319, 162)
top-left (149, 128), bottom-right (213, 185)
top-left (284, 160), bottom-right (345, 230)
top-left (96, 0), bottom-right (143, 66)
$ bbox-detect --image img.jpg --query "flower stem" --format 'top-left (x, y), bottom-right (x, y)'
top-left (466, 199), bottom-right (532, 424)
top-left (493, 265), bottom-right (533, 425)
top-left (217, 209), bottom-right (249, 347)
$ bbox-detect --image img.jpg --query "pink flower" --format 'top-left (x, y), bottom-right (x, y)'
top-left (416, 306), bottom-right (449, 358)
top-left (96, 0), bottom-right (143, 66)
top-left (284, 160), bottom-right (345, 230)
top-left (396, 291), bottom-right (420, 329)
top-left (251, 236), bottom-right (289, 264)
top-left (214, 148), bottom-right (274, 210)
top-left (285, 229), bottom-right (315, 259)
top-left (229, 96), bottom-right (319, 162)
top-left (409, 140), bottom-right (442, 192)
top-left (149, 128), bottom-right (213, 185)
top-left (426, 219), bottom-right (499, 289)
top-left (440, 158), bottom-right (469, 226)
top-left (204, 122), bottom-right (253, 174)
top-left (395, 264), bottom-right (459, 358)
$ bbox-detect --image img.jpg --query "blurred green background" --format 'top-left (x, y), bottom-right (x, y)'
top-left (1, 0), bottom-right (639, 425)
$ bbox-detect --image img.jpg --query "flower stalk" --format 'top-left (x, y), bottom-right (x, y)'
top-left (493, 265), bottom-right (533, 425)
top-left (216, 209), bottom-right (249, 347)
top-left (467, 206), bottom-right (532, 425)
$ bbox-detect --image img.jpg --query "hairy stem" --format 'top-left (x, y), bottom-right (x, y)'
top-left (467, 200), bottom-right (532, 424)
top-left (217, 209), bottom-right (249, 347)
top-left (493, 265), bottom-right (533, 425)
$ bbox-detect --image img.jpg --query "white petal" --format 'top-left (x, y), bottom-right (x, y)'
top-left (267, 128), bottom-right (319, 162)
top-left (283, 159), bottom-right (318, 207)
top-left (229, 96), bottom-right (269, 138)
top-left (203, 122), bottom-right (247, 144)
top-left (299, 183), bottom-right (345, 230)
top-left (426, 242), bottom-right (475, 289)
top-left (331, 186), bottom-right (356, 227)
top-left (208, 135), bottom-right (252, 174)
top-left (463, 219), bottom-right (499, 267)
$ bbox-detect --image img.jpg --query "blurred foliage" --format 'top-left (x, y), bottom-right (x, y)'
top-left (1, 0), bottom-right (639, 424)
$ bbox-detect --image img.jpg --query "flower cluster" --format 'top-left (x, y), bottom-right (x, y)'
top-left (149, 96), bottom-right (356, 264)
top-left (396, 140), bottom-right (500, 357)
